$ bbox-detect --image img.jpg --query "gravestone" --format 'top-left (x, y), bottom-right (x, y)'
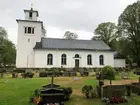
top-left (40, 73), bottom-right (65, 105)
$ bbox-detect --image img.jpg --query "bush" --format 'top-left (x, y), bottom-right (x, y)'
top-left (82, 85), bottom-right (97, 98)
top-left (29, 89), bottom-right (41, 104)
top-left (61, 87), bottom-right (72, 100)
top-left (133, 68), bottom-right (140, 75)
top-left (39, 72), bottom-right (47, 77)
top-left (22, 72), bottom-right (34, 78)
top-left (12, 72), bottom-right (18, 78)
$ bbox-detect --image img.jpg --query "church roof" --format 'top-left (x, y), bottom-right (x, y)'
top-left (34, 38), bottom-right (114, 51)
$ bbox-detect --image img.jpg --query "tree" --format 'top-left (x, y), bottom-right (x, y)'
top-left (118, 1), bottom-right (140, 67)
top-left (0, 27), bottom-right (7, 39)
top-left (117, 38), bottom-right (133, 66)
top-left (63, 31), bottom-right (78, 39)
top-left (93, 22), bottom-right (118, 47)
top-left (0, 27), bottom-right (16, 67)
top-left (2, 39), bottom-right (16, 66)
top-left (101, 66), bottom-right (115, 85)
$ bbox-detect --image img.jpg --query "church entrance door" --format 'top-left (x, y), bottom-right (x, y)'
top-left (75, 59), bottom-right (79, 68)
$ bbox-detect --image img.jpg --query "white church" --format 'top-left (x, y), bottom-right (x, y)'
top-left (16, 8), bottom-right (125, 69)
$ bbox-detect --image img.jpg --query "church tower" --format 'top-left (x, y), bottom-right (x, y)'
top-left (16, 7), bottom-right (45, 68)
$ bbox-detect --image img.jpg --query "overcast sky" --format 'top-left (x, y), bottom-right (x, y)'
top-left (0, 0), bottom-right (137, 45)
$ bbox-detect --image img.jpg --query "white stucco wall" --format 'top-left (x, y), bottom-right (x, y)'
top-left (16, 21), bottom-right (42, 68)
top-left (114, 59), bottom-right (126, 68)
top-left (34, 49), bottom-right (114, 68)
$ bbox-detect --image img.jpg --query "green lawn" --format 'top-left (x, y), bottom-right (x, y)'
top-left (0, 73), bottom-right (140, 105)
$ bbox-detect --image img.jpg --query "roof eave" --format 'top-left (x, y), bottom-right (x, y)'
top-left (16, 19), bottom-right (43, 23)
top-left (34, 48), bottom-right (115, 52)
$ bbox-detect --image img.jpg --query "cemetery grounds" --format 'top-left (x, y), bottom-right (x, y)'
top-left (0, 72), bottom-right (140, 105)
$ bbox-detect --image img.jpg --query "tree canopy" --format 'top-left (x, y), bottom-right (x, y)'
top-left (0, 27), bottom-right (7, 39)
top-left (0, 27), bottom-right (16, 67)
top-left (93, 22), bottom-right (118, 47)
top-left (63, 31), bottom-right (78, 39)
top-left (118, 1), bottom-right (140, 67)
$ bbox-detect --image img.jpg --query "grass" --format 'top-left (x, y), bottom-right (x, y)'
top-left (0, 72), bottom-right (140, 105)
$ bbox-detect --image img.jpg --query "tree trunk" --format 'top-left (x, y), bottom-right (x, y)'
top-left (110, 80), bottom-right (112, 85)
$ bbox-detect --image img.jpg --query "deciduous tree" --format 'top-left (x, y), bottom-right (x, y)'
top-left (118, 1), bottom-right (140, 67)
top-left (93, 22), bottom-right (119, 47)
top-left (63, 31), bottom-right (78, 39)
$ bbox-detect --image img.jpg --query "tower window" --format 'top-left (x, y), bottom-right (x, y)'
top-left (24, 27), bottom-right (35, 34)
top-left (28, 27), bottom-right (32, 33)
top-left (32, 28), bottom-right (34, 34)
top-left (25, 27), bottom-right (27, 33)
top-left (29, 12), bottom-right (32, 18)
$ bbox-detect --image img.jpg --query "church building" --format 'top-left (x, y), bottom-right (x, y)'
top-left (16, 8), bottom-right (125, 69)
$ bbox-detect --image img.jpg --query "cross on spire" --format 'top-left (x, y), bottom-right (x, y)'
top-left (31, 3), bottom-right (33, 10)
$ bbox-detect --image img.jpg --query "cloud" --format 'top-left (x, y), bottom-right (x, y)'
top-left (0, 0), bottom-right (137, 44)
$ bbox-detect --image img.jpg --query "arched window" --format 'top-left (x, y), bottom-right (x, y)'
top-left (47, 54), bottom-right (53, 65)
top-left (61, 54), bottom-right (67, 65)
top-left (99, 55), bottom-right (104, 65)
top-left (87, 54), bottom-right (92, 65)
top-left (75, 54), bottom-right (80, 58)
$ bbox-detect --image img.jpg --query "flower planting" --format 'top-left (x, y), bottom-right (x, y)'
top-left (109, 96), bottom-right (128, 104)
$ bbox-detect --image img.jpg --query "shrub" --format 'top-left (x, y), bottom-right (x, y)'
top-left (12, 72), bottom-right (18, 78)
top-left (39, 72), bottom-right (47, 77)
top-left (61, 87), bottom-right (72, 100)
top-left (82, 85), bottom-right (97, 98)
top-left (29, 89), bottom-right (41, 104)
top-left (22, 72), bottom-right (34, 78)
top-left (101, 65), bottom-right (115, 84)
top-left (45, 68), bottom-right (61, 77)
